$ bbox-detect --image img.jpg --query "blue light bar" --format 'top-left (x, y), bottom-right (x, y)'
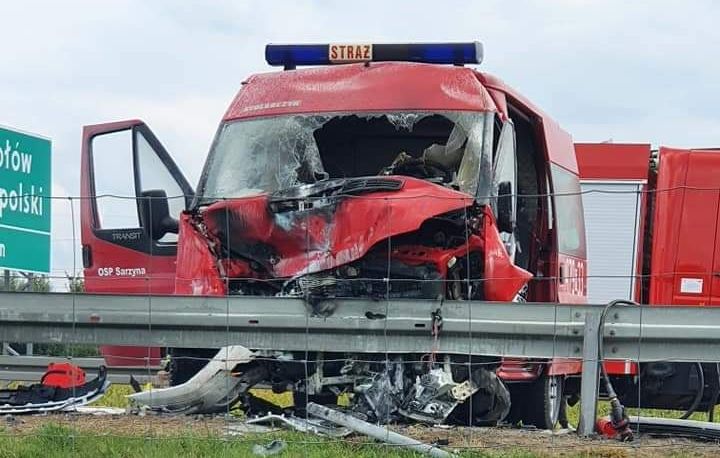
top-left (265, 42), bottom-right (483, 69)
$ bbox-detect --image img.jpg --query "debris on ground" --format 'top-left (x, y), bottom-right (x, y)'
top-left (245, 413), bottom-right (351, 437)
top-left (630, 416), bottom-right (720, 441)
top-left (4, 414), bottom-right (21, 427)
top-left (251, 439), bottom-right (287, 457)
top-left (73, 406), bottom-right (127, 416)
top-left (0, 412), bottom-right (717, 456)
top-left (224, 422), bottom-right (278, 436)
top-left (128, 345), bottom-right (261, 414)
top-left (0, 365), bottom-right (109, 415)
top-left (307, 402), bottom-right (456, 458)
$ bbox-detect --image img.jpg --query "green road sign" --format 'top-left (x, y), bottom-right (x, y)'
top-left (0, 126), bottom-right (51, 274)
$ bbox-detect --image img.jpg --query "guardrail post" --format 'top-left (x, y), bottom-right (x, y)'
top-left (577, 311), bottom-right (601, 436)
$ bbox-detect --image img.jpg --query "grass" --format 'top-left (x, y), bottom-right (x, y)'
top-left (566, 400), bottom-right (720, 426)
top-left (91, 384), bottom-right (135, 408)
top-left (62, 385), bottom-right (715, 458)
top-left (0, 424), bottom-right (543, 458)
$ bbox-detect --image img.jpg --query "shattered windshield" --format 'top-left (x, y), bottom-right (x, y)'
top-left (197, 112), bottom-right (494, 204)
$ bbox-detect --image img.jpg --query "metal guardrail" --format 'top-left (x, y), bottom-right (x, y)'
top-left (1, 292), bottom-right (719, 360)
top-left (1, 292), bottom-right (719, 435)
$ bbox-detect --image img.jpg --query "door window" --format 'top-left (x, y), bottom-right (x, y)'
top-left (492, 120), bottom-right (518, 259)
top-left (135, 132), bottom-right (185, 242)
top-left (550, 164), bottom-right (586, 258)
top-left (493, 120), bottom-right (517, 216)
top-left (91, 130), bottom-right (139, 229)
top-left (89, 124), bottom-right (191, 250)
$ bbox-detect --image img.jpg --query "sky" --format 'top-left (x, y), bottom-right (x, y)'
top-left (1, 0), bottom-right (719, 286)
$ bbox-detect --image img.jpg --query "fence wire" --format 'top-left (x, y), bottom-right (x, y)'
top-left (0, 186), bottom-right (720, 457)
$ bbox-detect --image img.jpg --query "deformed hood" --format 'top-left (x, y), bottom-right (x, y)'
top-left (201, 177), bottom-right (473, 278)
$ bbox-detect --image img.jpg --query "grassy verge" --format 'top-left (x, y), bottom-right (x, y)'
top-left (566, 400), bottom-right (720, 426)
top-left (0, 423), bottom-right (543, 458)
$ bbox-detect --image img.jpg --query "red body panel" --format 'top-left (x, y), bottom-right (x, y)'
top-left (200, 177), bottom-right (473, 278)
top-left (648, 147), bottom-right (720, 306)
top-left (174, 213), bottom-right (226, 296)
top-left (576, 143), bottom-right (651, 181)
top-left (225, 63), bottom-right (497, 121)
top-left (480, 73), bottom-right (578, 174)
top-left (482, 208), bottom-right (533, 301)
top-left (223, 63), bottom-right (577, 174)
top-left (557, 254), bottom-right (587, 304)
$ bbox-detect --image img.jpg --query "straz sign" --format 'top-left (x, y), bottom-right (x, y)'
top-left (329, 43), bottom-right (372, 63)
top-left (0, 126), bottom-right (51, 273)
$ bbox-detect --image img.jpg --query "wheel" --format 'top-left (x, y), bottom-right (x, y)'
top-left (508, 374), bottom-right (565, 429)
top-left (525, 374), bottom-right (564, 429)
top-left (168, 348), bottom-right (218, 386)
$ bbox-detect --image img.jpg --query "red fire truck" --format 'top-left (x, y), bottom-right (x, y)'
top-left (578, 143), bottom-right (720, 418)
top-left (78, 42), bottom-right (718, 428)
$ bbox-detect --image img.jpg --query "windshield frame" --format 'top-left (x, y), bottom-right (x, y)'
top-left (193, 110), bottom-right (495, 208)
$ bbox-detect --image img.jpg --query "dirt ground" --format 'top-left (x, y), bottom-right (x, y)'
top-left (399, 424), bottom-right (720, 457)
top-left (2, 412), bottom-right (718, 457)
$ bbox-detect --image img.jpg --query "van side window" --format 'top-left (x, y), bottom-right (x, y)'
top-left (91, 129), bottom-right (139, 229)
top-left (493, 120), bottom-right (517, 213)
top-left (492, 120), bottom-right (518, 259)
top-left (135, 131), bottom-right (185, 243)
top-left (550, 164), bottom-right (586, 257)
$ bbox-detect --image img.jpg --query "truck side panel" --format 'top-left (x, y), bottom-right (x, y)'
top-left (649, 148), bottom-right (720, 306)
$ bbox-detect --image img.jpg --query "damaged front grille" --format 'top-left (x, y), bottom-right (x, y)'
top-left (280, 257), bottom-right (444, 304)
top-left (268, 177), bottom-right (403, 213)
top-left (336, 177), bottom-right (403, 195)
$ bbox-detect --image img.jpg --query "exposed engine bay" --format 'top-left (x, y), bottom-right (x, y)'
top-left (134, 346), bottom-right (512, 426)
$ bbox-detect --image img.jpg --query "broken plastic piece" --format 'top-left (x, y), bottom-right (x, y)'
top-left (128, 345), bottom-right (257, 414)
top-left (41, 362), bottom-right (86, 388)
top-left (252, 439), bottom-right (287, 457)
top-left (0, 366), bottom-right (109, 415)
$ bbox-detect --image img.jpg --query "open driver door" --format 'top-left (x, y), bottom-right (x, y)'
top-left (80, 120), bottom-right (193, 365)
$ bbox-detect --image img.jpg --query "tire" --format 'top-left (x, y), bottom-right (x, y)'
top-left (168, 348), bottom-right (218, 386)
top-left (508, 374), bottom-right (564, 429)
top-left (526, 374), bottom-right (564, 429)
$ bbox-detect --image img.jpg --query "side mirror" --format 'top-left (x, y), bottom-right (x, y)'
top-left (139, 189), bottom-right (179, 241)
top-left (496, 181), bottom-right (514, 233)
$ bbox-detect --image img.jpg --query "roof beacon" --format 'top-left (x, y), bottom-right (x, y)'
top-left (265, 42), bottom-right (483, 70)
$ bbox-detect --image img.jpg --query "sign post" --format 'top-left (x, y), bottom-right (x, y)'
top-left (0, 126), bottom-right (51, 274)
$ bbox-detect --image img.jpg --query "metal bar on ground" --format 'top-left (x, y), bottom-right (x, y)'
top-left (307, 402), bottom-right (454, 458)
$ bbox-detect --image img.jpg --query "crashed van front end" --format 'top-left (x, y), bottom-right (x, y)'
top-left (162, 62), bottom-right (533, 425)
top-left (175, 108), bottom-right (531, 306)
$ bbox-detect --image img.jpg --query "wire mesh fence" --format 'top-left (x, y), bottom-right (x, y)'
top-left (1, 186), bottom-right (720, 457)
